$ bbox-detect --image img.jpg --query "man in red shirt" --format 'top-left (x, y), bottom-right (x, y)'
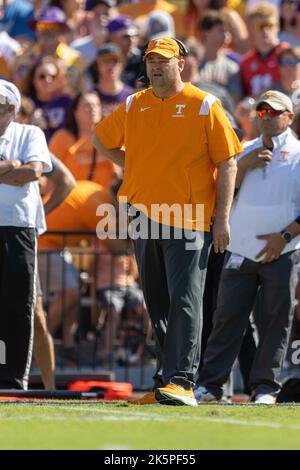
top-left (241, 3), bottom-right (289, 98)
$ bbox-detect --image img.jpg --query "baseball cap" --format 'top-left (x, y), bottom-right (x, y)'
top-left (28, 7), bottom-right (69, 31)
top-left (144, 37), bottom-right (180, 60)
top-left (107, 15), bottom-right (138, 35)
top-left (0, 79), bottom-right (21, 113)
top-left (256, 90), bottom-right (293, 112)
top-left (146, 11), bottom-right (175, 40)
top-left (97, 43), bottom-right (122, 58)
top-left (87, 0), bottom-right (117, 9)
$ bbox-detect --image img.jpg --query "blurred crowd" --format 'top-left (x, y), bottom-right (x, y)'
top-left (2, 0), bottom-right (300, 370)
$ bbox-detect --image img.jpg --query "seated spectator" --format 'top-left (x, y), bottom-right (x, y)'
top-left (92, 43), bottom-right (135, 117)
top-left (21, 56), bottom-right (72, 142)
top-left (279, 0), bottom-right (300, 46)
top-left (118, 0), bottom-right (185, 38)
top-left (234, 96), bottom-right (258, 142)
top-left (39, 180), bottom-right (112, 362)
top-left (273, 46), bottom-right (300, 136)
top-left (241, 2), bottom-right (290, 98)
top-left (107, 15), bottom-right (142, 88)
top-left (12, 6), bottom-right (91, 95)
top-left (198, 10), bottom-right (242, 101)
top-left (49, 91), bottom-right (118, 187)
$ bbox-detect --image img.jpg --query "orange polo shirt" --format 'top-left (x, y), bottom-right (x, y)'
top-left (95, 83), bottom-right (242, 231)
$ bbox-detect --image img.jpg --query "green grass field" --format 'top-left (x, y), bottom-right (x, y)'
top-left (0, 402), bottom-right (300, 450)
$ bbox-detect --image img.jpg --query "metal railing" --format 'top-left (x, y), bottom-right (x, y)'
top-left (37, 230), bottom-right (155, 389)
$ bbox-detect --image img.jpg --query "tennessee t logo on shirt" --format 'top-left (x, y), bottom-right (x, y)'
top-left (172, 104), bottom-right (186, 117)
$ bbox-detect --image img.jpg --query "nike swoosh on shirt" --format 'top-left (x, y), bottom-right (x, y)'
top-left (140, 107), bottom-right (151, 112)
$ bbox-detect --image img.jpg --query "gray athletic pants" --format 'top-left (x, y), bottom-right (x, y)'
top-left (198, 250), bottom-right (299, 398)
top-left (134, 224), bottom-right (211, 389)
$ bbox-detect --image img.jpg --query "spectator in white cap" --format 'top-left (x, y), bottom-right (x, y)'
top-left (0, 78), bottom-right (21, 113)
top-left (0, 79), bottom-right (52, 390)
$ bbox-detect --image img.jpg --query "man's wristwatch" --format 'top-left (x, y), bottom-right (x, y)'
top-left (280, 230), bottom-right (292, 243)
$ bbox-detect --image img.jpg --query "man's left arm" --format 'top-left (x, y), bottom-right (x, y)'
top-left (213, 157), bottom-right (237, 253)
top-left (0, 161), bottom-right (44, 185)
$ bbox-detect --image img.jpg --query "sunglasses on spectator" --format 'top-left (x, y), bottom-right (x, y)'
top-left (254, 22), bottom-right (277, 31)
top-left (36, 22), bottom-right (61, 31)
top-left (256, 109), bottom-right (286, 118)
top-left (37, 73), bottom-right (57, 80)
top-left (279, 58), bottom-right (300, 66)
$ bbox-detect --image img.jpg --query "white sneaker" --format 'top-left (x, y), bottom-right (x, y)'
top-left (254, 393), bottom-right (276, 405)
top-left (194, 386), bottom-right (219, 404)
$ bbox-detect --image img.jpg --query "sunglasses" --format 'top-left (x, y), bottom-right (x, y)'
top-left (37, 73), bottom-right (57, 80)
top-left (279, 58), bottom-right (300, 66)
top-left (254, 22), bottom-right (277, 31)
top-left (256, 108), bottom-right (286, 118)
top-left (36, 22), bottom-right (61, 31)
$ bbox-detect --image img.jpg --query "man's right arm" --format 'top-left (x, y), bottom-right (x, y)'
top-left (0, 160), bottom-right (21, 176)
top-left (92, 133), bottom-right (125, 167)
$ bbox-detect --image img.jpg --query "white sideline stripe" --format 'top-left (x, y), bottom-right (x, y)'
top-left (2, 406), bottom-right (300, 431)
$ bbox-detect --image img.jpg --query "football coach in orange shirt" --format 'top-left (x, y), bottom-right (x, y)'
top-left (93, 38), bottom-right (242, 406)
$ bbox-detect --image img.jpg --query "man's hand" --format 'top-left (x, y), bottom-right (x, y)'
top-left (243, 147), bottom-right (272, 169)
top-left (213, 217), bottom-right (230, 253)
top-left (236, 147), bottom-right (272, 188)
top-left (255, 233), bottom-right (286, 263)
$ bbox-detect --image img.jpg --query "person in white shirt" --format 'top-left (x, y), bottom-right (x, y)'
top-left (195, 90), bottom-right (300, 405)
top-left (0, 79), bottom-right (52, 390)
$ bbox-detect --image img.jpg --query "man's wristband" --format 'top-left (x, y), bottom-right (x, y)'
top-left (296, 216), bottom-right (300, 226)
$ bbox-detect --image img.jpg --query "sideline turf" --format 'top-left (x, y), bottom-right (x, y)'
top-left (0, 403), bottom-right (300, 450)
